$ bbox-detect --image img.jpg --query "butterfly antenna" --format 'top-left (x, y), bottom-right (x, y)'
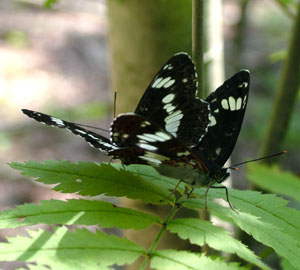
top-left (229, 150), bottom-right (287, 169)
top-left (73, 123), bottom-right (110, 133)
top-left (114, 91), bottom-right (117, 118)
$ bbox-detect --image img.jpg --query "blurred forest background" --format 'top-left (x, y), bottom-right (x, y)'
top-left (0, 0), bottom-right (299, 267)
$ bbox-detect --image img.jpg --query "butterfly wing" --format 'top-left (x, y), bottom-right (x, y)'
top-left (192, 70), bottom-right (250, 167)
top-left (22, 109), bottom-right (117, 152)
top-left (110, 113), bottom-right (210, 182)
top-left (135, 53), bottom-right (210, 147)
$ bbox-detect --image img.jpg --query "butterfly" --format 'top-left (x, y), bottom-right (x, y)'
top-left (22, 53), bottom-right (250, 206)
top-left (110, 70), bottom-right (250, 188)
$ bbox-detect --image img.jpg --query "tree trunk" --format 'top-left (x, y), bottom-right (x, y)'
top-left (107, 1), bottom-right (194, 269)
top-left (107, 0), bottom-right (192, 114)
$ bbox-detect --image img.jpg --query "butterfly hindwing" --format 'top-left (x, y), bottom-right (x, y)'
top-left (22, 109), bottom-right (116, 152)
top-left (135, 53), bottom-right (210, 147)
top-left (110, 113), bottom-right (208, 177)
top-left (193, 70), bottom-right (250, 167)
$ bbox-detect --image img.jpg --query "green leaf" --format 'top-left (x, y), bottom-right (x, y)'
top-left (121, 164), bottom-right (181, 191)
top-left (0, 199), bottom-right (161, 230)
top-left (17, 264), bottom-right (52, 270)
top-left (0, 227), bottom-right (145, 269)
top-left (247, 163), bottom-right (300, 202)
top-left (18, 263), bottom-right (113, 270)
top-left (281, 258), bottom-right (298, 270)
top-left (44, 0), bottom-right (58, 8)
top-left (184, 188), bottom-right (300, 270)
top-left (10, 161), bottom-right (172, 204)
top-left (151, 250), bottom-right (247, 270)
top-left (167, 218), bottom-right (269, 270)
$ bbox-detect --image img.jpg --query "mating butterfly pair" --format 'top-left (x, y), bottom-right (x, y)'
top-left (22, 53), bottom-right (250, 195)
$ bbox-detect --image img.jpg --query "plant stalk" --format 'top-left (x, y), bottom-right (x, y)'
top-left (260, 2), bottom-right (300, 159)
top-left (140, 203), bottom-right (180, 269)
top-left (192, 0), bottom-right (206, 98)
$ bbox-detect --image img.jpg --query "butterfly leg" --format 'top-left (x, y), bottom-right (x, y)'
top-left (204, 185), bottom-right (211, 210)
top-left (159, 179), bottom-right (183, 203)
top-left (185, 186), bottom-right (195, 199)
top-left (108, 157), bottom-right (113, 165)
top-left (210, 185), bottom-right (238, 213)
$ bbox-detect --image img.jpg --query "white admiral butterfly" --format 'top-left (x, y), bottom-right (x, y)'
top-left (22, 53), bottom-right (250, 205)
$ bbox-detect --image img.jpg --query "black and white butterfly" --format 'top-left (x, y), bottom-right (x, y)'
top-left (110, 70), bottom-right (250, 188)
top-left (22, 53), bottom-right (250, 198)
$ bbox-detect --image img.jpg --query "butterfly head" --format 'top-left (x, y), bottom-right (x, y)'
top-left (212, 168), bottom-right (230, 184)
top-left (207, 163), bottom-right (230, 185)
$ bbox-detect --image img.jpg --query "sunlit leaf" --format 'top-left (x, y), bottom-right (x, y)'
top-left (0, 199), bottom-right (161, 230)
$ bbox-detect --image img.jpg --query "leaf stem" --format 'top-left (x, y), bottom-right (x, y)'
top-left (140, 203), bottom-right (180, 269)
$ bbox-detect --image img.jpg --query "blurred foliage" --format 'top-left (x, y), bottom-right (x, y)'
top-left (247, 163), bottom-right (300, 203)
top-left (46, 102), bottom-right (109, 122)
top-left (0, 132), bottom-right (12, 151)
top-left (243, 95), bottom-right (300, 148)
top-left (43, 0), bottom-right (58, 9)
top-left (269, 50), bottom-right (287, 63)
top-left (4, 30), bottom-right (29, 48)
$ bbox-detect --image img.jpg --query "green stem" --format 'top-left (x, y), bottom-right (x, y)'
top-left (192, 0), bottom-right (206, 98)
top-left (140, 203), bottom-right (180, 269)
top-left (260, 2), bottom-right (300, 159)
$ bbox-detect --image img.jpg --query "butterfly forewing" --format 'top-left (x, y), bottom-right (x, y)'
top-left (135, 53), bottom-right (210, 147)
top-left (22, 109), bottom-right (116, 152)
top-left (193, 70), bottom-right (250, 167)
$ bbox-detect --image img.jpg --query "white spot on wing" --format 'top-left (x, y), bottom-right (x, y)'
top-left (243, 95), bottom-right (248, 108)
top-left (162, 94), bottom-right (175, 104)
top-left (236, 97), bottom-right (242, 110)
top-left (155, 77), bottom-right (172, 88)
top-left (50, 117), bottom-right (64, 126)
top-left (177, 151), bottom-right (190, 157)
top-left (215, 148), bottom-right (221, 155)
top-left (88, 134), bottom-right (99, 140)
top-left (137, 134), bottom-right (157, 142)
top-left (165, 113), bottom-right (183, 124)
top-left (75, 129), bottom-right (87, 135)
top-left (140, 121), bottom-right (151, 127)
top-left (139, 151), bottom-right (170, 165)
top-left (138, 143), bottom-right (158, 151)
top-left (155, 131), bottom-right (172, 140)
top-left (137, 132), bottom-right (171, 142)
top-left (164, 110), bottom-right (182, 122)
top-left (228, 96), bottom-right (236, 111)
top-left (152, 77), bottom-right (163, 88)
top-left (164, 79), bottom-right (175, 88)
top-left (163, 104), bottom-right (175, 113)
top-left (165, 120), bottom-right (180, 135)
top-left (209, 115), bottom-right (217, 126)
top-left (163, 64), bottom-right (171, 70)
top-left (221, 99), bottom-right (229, 110)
